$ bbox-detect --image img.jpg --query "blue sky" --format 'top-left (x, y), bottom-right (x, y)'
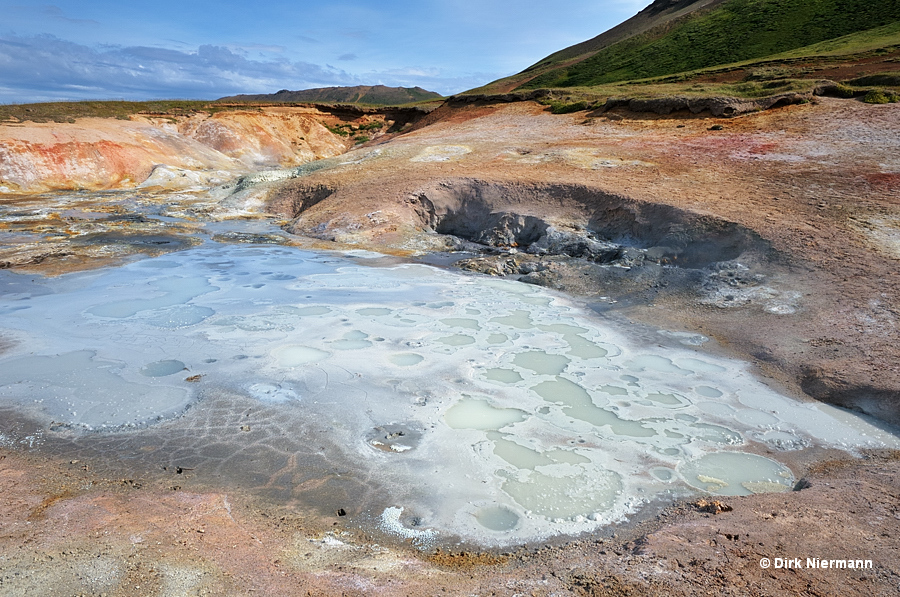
top-left (0, 1), bottom-right (653, 103)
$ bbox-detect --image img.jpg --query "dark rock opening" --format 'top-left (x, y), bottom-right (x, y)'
top-left (407, 179), bottom-right (767, 268)
top-left (408, 181), bottom-right (550, 248)
top-left (435, 208), bottom-right (548, 248)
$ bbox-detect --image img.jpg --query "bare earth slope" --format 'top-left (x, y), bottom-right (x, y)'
top-left (0, 105), bottom-right (379, 193)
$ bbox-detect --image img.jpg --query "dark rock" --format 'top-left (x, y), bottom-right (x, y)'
top-left (519, 270), bottom-right (562, 289)
top-left (527, 226), bottom-right (622, 262)
top-left (458, 256), bottom-right (523, 276)
top-left (793, 478), bottom-right (812, 491)
top-left (618, 247), bottom-right (646, 267)
top-left (472, 213), bottom-right (548, 247)
top-left (517, 261), bottom-right (549, 275)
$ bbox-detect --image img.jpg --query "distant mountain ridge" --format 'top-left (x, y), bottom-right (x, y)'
top-left (477, 0), bottom-right (900, 93)
top-left (220, 85), bottom-right (442, 106)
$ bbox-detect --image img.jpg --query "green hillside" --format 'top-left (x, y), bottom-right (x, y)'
top-left (519, 0), bottom-right (900, 89)
top-left (220, 85), bottom-right (442, 106)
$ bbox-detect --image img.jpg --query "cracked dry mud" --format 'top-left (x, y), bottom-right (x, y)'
top-left (1, 97), bottom-right (899, 595)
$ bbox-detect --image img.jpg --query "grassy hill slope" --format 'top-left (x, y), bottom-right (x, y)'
top-left (476, 0), bottom-right (725, 94)
top-left (516, 0), bottom-right (900, 90)
top-left (220, 85), bottom-right (442, 106)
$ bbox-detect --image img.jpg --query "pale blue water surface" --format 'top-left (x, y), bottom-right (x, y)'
top-left (0, 238), bottom-right (896, 545)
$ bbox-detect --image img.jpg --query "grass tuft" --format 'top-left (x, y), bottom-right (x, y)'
top-left (541, 100), bottom-right (594, 114)
top-left (862, 89), bottom-right (900, 103)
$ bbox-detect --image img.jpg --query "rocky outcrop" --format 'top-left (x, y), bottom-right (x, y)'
top-left (596, 83), bottom-right (850, 117)
top-left (526, 226), bottom-right (622, 262)
top-left (0, 107), bottom-right (355, 193)
top-left (0, 127), bottom-right (232, 193)
top-left (174, 108), bottom-right (347, 167)
top-left (452, 82), bottom-right (840, 118)
top-left (599, 91), bottom-right (815, 117)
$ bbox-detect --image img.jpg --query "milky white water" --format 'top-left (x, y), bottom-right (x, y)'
top-left (0, 241), bottom-right (897, 546)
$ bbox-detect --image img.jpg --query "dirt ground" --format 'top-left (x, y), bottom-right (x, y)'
top-left (2, 446), bottom-right (899, 596)
top-left (1, 97), bottom-right (899, 595)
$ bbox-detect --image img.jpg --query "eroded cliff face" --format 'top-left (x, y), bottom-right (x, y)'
top-left (0, 106), bottom-right (358, 193)
top-left (173, 107), bottom-right (349, 168)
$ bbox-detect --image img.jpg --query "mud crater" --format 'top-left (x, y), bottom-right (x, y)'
top-left (394, 179), bottom-right (783, 308)
top-left (405, 179), bottom-right (764, 266)
top-left (277, 177), bottom-right (788, 312)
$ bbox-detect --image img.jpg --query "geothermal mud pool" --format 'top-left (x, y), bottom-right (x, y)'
top-left (0, 236), bottom-right (898, 547)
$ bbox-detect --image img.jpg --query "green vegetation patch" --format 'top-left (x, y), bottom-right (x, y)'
top-left (828, 83), bottom-right (861, 98)
top-left (520, 0), bottom-right (900, 89)
top-left (862, 89), bottom-right (900, 103)
top-left (541, 99), bottom-right (594, 114)
top-left (322, 122), bottom-right (351, 136)
top-left (770, 20), bottom-right (900, 58)
top-left (541, 77), bottom-right (822, 103)
top-left (321, 120), bottom-right (384, 137)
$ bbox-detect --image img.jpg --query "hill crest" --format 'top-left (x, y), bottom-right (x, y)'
top-left (475, 0), bottom-right (900, 94)
top-left (219, 85), bottom-right (442, 106)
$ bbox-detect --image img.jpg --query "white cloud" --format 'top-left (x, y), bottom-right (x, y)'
top-left (0, 33), bottom-right (498, 102)
top-left (0, 34), bottom-right (358, 101)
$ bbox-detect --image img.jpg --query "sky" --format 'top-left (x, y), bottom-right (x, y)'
top-left (0, 1), bottom-right (653, 103)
